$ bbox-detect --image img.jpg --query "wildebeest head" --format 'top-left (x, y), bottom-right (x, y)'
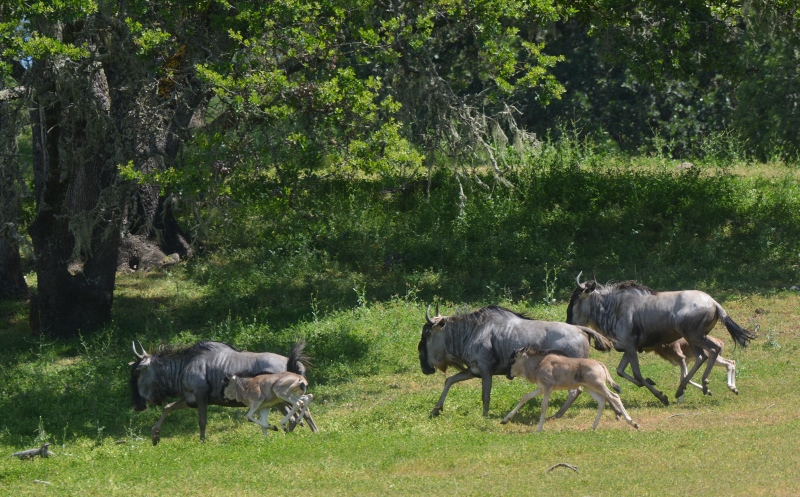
top-left (566, 271), bottom-right (597, 326)
top-left (418, 304), bottom-right (447, 375)
top-left (129, 341), bottom-right (164, 411)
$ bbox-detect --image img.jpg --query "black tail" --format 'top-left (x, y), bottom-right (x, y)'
top-left (579, 326), bottom-right (613, 352)
top-left (716, 304), bottom-right (757, 348)
top-left (287, 340), bottom-right (311, 376)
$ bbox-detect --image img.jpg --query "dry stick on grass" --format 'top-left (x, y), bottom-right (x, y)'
top-left (546, 463), bottom-right (579, 473)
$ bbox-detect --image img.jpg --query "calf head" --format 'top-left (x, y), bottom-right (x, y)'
top-left (506, 348), bottom-right (526, 380)
top-left (221, 374), bottom-right (238, 401)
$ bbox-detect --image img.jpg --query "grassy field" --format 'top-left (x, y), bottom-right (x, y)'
top-left (1, 149), bottom-right (800, 495)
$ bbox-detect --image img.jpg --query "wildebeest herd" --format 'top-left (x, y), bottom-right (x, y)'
top-left (130, 273), bottom-right (756, 443)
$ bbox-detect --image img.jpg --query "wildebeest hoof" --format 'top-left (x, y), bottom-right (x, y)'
top-left (151, 432), bottom-right (160, 446)
top-left (429, 407), bottom-right (442, 418)
top-left (645, 378), bottom-right (656, 386)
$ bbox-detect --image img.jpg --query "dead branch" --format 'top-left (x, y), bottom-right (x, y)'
top-left (546, 462), bottom-right (579, 473)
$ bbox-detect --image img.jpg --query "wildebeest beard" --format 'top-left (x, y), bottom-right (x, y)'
top-left (418, 329), bottom-right (436, 375)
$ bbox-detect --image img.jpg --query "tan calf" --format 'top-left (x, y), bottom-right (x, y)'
top-left (501, 347), bottom-right (639, 432)
top-left (644, 336), bottom-right (737, 402)
top-left (222, 372), bottom-right (317, 435)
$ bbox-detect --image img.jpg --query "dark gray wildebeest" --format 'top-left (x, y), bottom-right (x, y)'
top-left (566, 272), bottom-right (756, 405)
top-left (130, 340), bottom-right (314, 445)
top-left (418, 305), bottom-right (613, 418)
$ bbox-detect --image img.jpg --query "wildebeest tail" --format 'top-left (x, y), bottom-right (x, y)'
top-left (287, 340), bottom-right (312, 376)
top-left (578, 326), bottom-right (613, 352)
top-left (715, 304), bottom-right (757, 348)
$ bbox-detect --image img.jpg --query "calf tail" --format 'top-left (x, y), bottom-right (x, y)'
top-left (716, 304), bottom-right (757, 348)
top-left (287, 340), bottom-right (312, 376)
top-left (579, 326), bottom-right (613, 352)
top-left (603, 363), bottom-right (622, 393)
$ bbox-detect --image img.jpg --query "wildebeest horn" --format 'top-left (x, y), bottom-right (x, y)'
top-left (132, 340), bottom-right (147, 359)
top-left (426, 305), bottom-right (434, 325)
top-left (576, 271), bottom-right (585, 289)
top-left (435, 303), bottom-right (440, 317)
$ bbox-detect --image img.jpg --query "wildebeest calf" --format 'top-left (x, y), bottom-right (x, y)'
top-left (501, 347), bottom-right (639, 432)
top-left (644, 336), bottom-right (737, 402)
top-left (222, 372), bottom-right (317, 435)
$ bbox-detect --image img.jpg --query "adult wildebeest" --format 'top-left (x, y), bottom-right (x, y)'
top-left (222, 372), bottom-right (315, 435)
top-left (645, 336), bottom-right (738, 402)
top-left (501, 347), bottom-right (639, 431)
top-left (418, 305), bottom-right (613, 417)
top-left (566, 272), bottom-right (756, 405)
top-left (130, 340), bottom-right (315, 445)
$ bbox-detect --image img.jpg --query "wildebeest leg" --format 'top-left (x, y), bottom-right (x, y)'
top-left (615, 354), bottom-right (647, 387)
top-left (197, 397), bottom-right (209, 443)
top-left (430, 370), bottom-right (474, 417)
top-left (480, 371), bottom-right (493, 416)
top-left (501, 388), bottom-right (542, 424)
top-left (677, 358), bottom-right (690, 403)
top-left (151, 399), bottom-right (187, 446)
top-left (536, 388), bottom-right (553, 432)
top-left (623, 350), bottom-right (670, 405)
top-left (677, 340), bottom-right (717, 399)
top-left (552, 388), bottom-right (583, 419)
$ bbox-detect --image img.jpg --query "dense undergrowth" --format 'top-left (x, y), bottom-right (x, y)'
top-left (1, 139), bottom-right (799, 494)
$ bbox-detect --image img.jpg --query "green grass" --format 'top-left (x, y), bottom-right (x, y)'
top-left (2, 291), bottom-right (800, 495)
top-left (2, 147), bottom-right (800, 495)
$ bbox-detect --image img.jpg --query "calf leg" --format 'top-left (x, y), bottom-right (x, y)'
top-left (601, 390), bottom-right (638, 429)
top-left (722, 357), bottom-right (738, 394)
top-left (430, 370), bottom-right (474, 417)
top-left (552, 388), bottom-right (583, 419)
top-left (536, 389), bottom-right (553, 432)
top-left (501, 388), bottom-right (542, 424)
top-left (151, 399), bottom-right (187, 446)
top-left (588, 391), bottom-right (607, 430)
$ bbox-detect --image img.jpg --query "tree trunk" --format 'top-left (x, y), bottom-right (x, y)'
top-left (28, 63), bottom-right (121, 338)
top-left (0, 83), bottom-right (30, 300)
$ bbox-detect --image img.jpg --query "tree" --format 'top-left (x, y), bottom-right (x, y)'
top-left (0, 74), bottom-right (29, 300)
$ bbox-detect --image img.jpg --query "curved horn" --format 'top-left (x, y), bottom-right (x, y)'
top-left (576, 271), bottom-right (585, 289)
top-left (132, 341), bottom-right (144, 359)
top-left (425, 305), bottom-right (434, 325)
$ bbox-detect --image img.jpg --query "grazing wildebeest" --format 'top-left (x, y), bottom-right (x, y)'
top-left (501, 347), bottom-right (639, 431)
top-left (418, 305), bottom-right (613, 417)
top-left (129, 340), bottom-right (312, 445)
top-left (645, 336), bottom-right (737, 402)
top-left (222, 372), bottom-right (315, 435)
top-left (566, 273), bottom-right (756, 405)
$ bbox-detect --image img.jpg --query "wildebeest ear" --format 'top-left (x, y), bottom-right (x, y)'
top-left (584, 280), bottom-right (597, 293)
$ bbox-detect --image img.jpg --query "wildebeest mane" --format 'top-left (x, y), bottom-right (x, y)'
top-left (151, 340), bottom-right (239, 358)
top-left (454, 305), bottom-right (531, 324)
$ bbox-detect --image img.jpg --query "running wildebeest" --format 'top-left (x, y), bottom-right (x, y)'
top-left (501, 347), bottom-right (639, 431)
top-left (129, 340), bottom-right (313, 445)
top-left (418, 305), bottom-right (613, 417)
top-left (222, 371), bottom-right (315, 435)
top-left (645, 336), bottom-right (738, 402)
top-left (566, 272), bottom-right (756, 405)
